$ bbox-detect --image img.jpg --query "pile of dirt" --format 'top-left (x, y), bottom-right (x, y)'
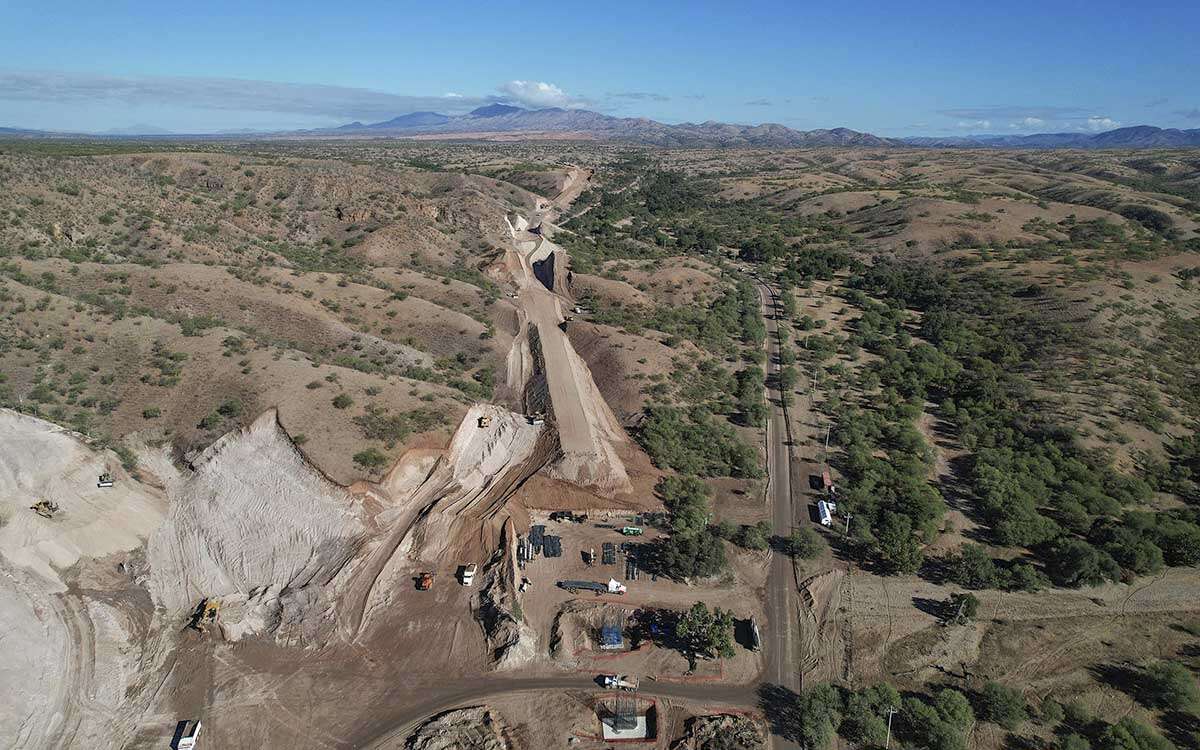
top-left (404, 706), bottom-right (511, 750)
top-left (672, 714), bottom-right (765, 750)
top-left (147, 409), bottom-right (366, 638)
top-left (477, 519), bottom-right (538, 669)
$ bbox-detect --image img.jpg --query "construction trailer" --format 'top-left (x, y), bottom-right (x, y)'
top-left (620, 526), bottom-right (643, 536)
top-left (818, 500), bottom-right (836, 527)
top-left (558, 578), bottom-right (627, 595)
top-left (749, 617), bottom-right (762, 652)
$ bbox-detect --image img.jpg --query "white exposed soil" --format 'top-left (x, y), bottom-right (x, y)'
top-left (0, 411), bottom-right (167, 588)
top-left (147, 409), bottom-right (366, 632)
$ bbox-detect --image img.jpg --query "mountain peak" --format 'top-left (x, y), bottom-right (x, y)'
top-left (469, 103), bottom-right (524, 118)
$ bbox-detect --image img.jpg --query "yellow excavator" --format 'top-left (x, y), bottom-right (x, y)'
top-left (30, 500), bottom-right (60, 519)
top-left (189, 598), bottom-right (222, 634)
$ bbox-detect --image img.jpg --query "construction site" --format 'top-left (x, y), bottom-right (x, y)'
top-left (4, 138), bottom-right (1200, 750)
top-left (0, 166), bottom-right (779, 750)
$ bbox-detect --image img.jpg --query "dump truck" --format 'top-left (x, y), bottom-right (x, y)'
top-left (557, 578), bottom-right (627, 595)
top-left (30, 500), bottom-right (60, 519)
top-left (601, 674), bottom-right (639, 691)
top-left (416, 572), bottom-right (434, 591)
top-left (97, 472), bottom-right (114, 488)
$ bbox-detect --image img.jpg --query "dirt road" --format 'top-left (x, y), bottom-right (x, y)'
top-left (758, 281), bottom-right (805, 750)
top-left (362, 674), bottom-right (756, 748)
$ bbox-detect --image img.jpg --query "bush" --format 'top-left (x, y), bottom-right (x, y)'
top-left (352, 448), bottom-right (388, 470)
top-left (332, 393), bottom-right (353, 409)
top-left (141, 407), bottom-right (161, 419)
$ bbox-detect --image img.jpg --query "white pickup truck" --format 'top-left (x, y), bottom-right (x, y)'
top-left (601, 674), bottom-right (639, 691)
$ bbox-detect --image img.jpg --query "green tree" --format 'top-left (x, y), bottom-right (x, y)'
top-left (1046, 538), bottom-right (1120, 588)
top-left (781, 527), bottom-right (826, 559)
top-left (876, 512), bottom-right (923, 574)
top-left (675, 602), bottom-right (735, 660)
top-left (976, 681), bottom-right (1027, 730)
top-left (1056, 734), bottom-right (1092, 750)
top-left (1097, 718), bottom-right (1175, 750)
top-left (1143, 660), bottom-right (1200, 712)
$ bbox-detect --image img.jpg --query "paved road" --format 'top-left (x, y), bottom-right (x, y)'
top-left (360, 279), bottom-right (805, 748)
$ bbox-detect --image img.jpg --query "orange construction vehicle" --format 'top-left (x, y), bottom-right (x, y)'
top-left (417, 572), bottom-right (435, 591)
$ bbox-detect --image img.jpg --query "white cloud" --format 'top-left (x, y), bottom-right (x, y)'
top-left (1008, 116), bottom-right (1044, 129)
top-left (498, 80), bottom-right (580, 108)
top-left (956, 119), bottom-right (991, 130)
top-left (1085, 116), bottom-right (1118, 131)
top-left (443, 92), bottom-right (463, 98)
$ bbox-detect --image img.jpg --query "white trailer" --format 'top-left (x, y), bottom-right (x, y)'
top-left (460, 563), bottom-right (477, 586)
top-left (818, 500), bottom-right (835, 527)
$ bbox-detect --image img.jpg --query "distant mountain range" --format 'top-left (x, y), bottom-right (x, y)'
top-left (899, 125), bottom-right (1200, 149)
top-left (316, 104), bottom-right (894, 147)
top-left (2, 106), bottom-right (1198, 149)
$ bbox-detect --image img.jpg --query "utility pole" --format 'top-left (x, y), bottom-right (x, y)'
top-left (885, 706), bottom-right (899, 750)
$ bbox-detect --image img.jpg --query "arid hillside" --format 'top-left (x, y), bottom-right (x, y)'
top-left (0, 147), bottom-right (557, 482)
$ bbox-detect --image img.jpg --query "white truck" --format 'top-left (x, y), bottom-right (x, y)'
top-left (460, 563), bottom-right (477, 586)
top-left (176, 720), bottom-right (201, 750)
top-left (602, 674), bottom-right (639, 691)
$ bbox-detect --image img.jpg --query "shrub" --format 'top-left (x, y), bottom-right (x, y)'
top-left (332, 393), bottom-right (353, 409)
top-left (352, 448), bottom-right (388, 470)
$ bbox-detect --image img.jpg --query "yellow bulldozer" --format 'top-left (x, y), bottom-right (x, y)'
top-left (30, 500), bottom-right (60, 519)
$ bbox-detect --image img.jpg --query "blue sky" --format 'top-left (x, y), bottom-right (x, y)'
top-left (0, 0), bottom-right (1196, 135)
